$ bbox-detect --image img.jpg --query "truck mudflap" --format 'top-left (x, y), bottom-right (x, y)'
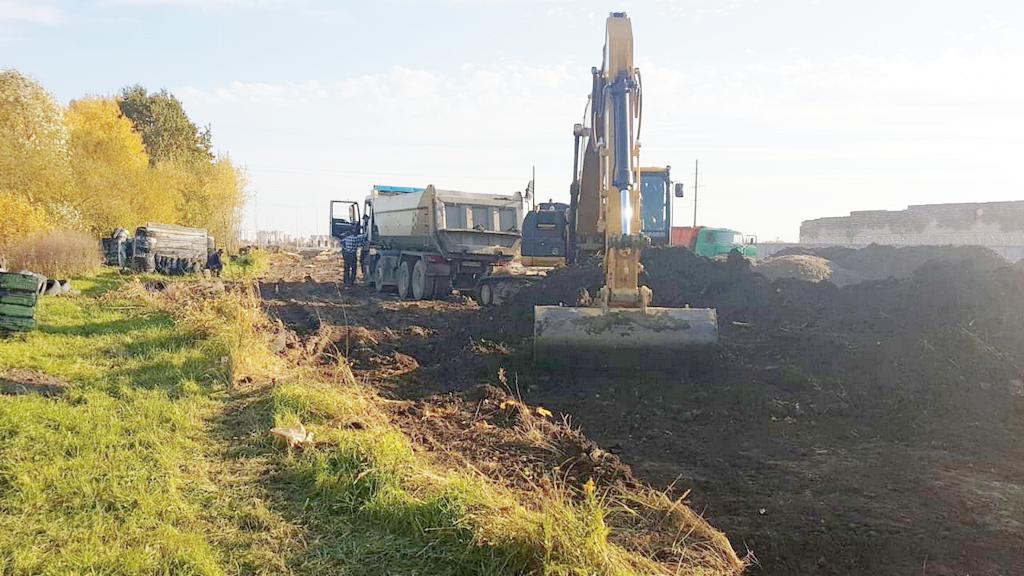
top-left (533, 305), bottom-right (718, 368)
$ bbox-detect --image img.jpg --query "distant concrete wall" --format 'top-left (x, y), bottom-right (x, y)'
top-left (756, 242), bottom-right (1024, 262)
top-left (801, 201), bottom-right (1024, 248)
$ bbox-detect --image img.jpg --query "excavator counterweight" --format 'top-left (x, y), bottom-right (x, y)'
top-left (533, 12), bottom-right (719, 366)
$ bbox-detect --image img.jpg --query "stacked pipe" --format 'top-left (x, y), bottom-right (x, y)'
top-left (0, 272), bottom-right (42, 333)
top-left (131, 223), bottom-right (212, 275)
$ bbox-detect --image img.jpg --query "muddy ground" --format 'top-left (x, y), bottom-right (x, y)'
top-left (260, 248), bottom-right (1024, 576)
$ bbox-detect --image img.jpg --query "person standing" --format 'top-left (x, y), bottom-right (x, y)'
top-left (206, 248), bottom-right (225, 277)
top-left (113, 228), bottom-right (129, 270)
top-left (341, 233), bottom-right (366, 285)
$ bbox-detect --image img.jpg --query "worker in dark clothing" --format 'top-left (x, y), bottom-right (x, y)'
top-left (341, 233), bottom-right (366, 285)
top-left (206, 248), bottom-right (225, 277)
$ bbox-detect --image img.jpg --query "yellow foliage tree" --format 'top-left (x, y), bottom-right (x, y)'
top-left (1, 70), bottom-right (247, 251)
top-left (164, 157), bottom-right (245, 250)
top-left (0, 70), bottom-right (75, 215)
top-left (0, 191), bottom-right (50, 251)
top-left (65, 98), bottom-right (180, 235)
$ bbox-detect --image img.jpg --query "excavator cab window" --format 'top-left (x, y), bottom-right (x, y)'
top-left (640, 171), bottom-right (670, 236)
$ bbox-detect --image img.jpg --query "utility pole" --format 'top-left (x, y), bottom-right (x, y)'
top-left (692, 159), bottom-right (699, 228)
top-left (531, 165), bottom-right (536, 211)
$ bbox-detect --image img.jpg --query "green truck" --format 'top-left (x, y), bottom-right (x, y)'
top-left (670, 226), bottom-right (757, 258)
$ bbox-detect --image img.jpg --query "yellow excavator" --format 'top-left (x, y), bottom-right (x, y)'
top-left (533, 12), bottom-right (719, 366)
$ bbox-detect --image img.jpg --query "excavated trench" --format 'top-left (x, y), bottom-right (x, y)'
top-left (261, 247), bottom-right (1024, 576)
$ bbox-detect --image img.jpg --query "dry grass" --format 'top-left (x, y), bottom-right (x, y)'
top-left (3, 230), bottom-right (101, 277)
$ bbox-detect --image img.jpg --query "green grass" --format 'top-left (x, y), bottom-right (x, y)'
top-left (0, 272), bottom-right (230, 574)
top-left (0, 271), bottom-right (743, 576)
top-left (222, 251), bottom-right (270, 282)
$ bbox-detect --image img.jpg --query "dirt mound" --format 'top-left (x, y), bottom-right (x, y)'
top-left (479, 263), bottom-right (604, 341)
top-left (0, 368), bottom-right (68, 397)
top-left (754, 254), bottom-right (864, 286)
top-left (491, 245), bottom-right (1024, 437)
top-left (755, 254), bottom-right (832, 282)
top-left (775, 243), bottom-right (1007, 282)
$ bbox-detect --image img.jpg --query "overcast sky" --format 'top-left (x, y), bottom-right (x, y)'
top-left (4, 0), bottom-right (1023, 240)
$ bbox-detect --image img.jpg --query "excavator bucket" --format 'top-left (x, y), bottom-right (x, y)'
top-left (533, 305), bottom-right (718, 368)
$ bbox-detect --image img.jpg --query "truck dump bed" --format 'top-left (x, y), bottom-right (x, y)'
top-left (372, 185), bottom-right (522, 259)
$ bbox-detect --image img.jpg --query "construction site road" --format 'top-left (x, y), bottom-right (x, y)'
top-left (260, 248), bottom-right (1024, 576)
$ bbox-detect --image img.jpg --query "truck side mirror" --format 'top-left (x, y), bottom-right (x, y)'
top-left (674, 183), bottom-right (685, 198)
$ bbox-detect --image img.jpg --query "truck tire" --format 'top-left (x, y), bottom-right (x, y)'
top-left (479, 282), bottom-right (494, 307)
top-left (493, 280), bottom-right (514, 305)
top-left (397, 261), bottom-right (413, 300)
top-left (412, 260), bottom-right (433, 300)
top-left (374, 260), bottom-right (387, 293)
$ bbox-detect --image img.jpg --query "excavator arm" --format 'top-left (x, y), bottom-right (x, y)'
top-left (534, 12), bottom-right (718, 367)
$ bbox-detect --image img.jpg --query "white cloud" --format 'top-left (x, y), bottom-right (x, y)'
top-left (179, 48), bottom-right (1024, 240)
top-left (0, 1), bottom-right (64, 26)
top-left (97, 0), bottom-right (288, 8)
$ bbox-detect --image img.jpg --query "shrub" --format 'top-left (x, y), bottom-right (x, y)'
top-left (4, 230), bottom-right (102, 277)
top-left (221, 249), bottom-right (269, 281)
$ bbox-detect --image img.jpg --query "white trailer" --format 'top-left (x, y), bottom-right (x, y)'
top-left (359, 185), bottom-right (524, 300)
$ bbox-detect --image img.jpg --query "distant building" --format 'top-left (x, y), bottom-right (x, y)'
top-left (799, 201), bottom-right (1024, 261)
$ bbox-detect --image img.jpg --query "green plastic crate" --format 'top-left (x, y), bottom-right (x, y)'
top-left (0, 303), bottom-right (35, 319)
top-left (0, 290), bottom-right (38, 307)
top-left (0, 272), bottom-right (41, 293)
top-left (0, 316), bottom-right (35, 332)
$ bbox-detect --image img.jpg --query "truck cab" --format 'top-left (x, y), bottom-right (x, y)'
top-left (671, 226), bottom-right (757, 258)
top-left (521, 202), bottom-right (569, 267)
top-left (329, 200), bottom-right (363, 240)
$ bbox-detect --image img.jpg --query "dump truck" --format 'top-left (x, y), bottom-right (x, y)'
top-left (670, 226), bottom-right (757, 258)
top-left (131, 223), bottom-right (214, 275)
top-left (340, 185), bottom-right (524, 300)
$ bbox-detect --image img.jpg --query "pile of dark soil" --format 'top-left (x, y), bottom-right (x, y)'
top-left (775, 243), bottom-right (1007, 282)
top-left (485, 246), bottom-right (1024, 574)
top-left (483, 246), bottom-right (1024, 439)
top-left (484, 248), bottom-right (769, 341)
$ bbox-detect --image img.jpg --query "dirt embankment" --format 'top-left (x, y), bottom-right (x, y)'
top-left (261, 247), bottom-right (1024, 576)
top-left (760, 244), bottom-right (1008, 286)
top-left (258, 250), bottom-right (746, 574)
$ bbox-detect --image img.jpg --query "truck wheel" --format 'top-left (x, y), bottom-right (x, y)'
top-left (374, 260), bottom-right (387, 293)
top-left (411, 260), bottom-right (431, 300)
top-left (493, 281), bottom-right (515, 305)
top-left (479, 283), bottom-right (494, 307)
top-left (397, 261), bottom-right (413, 299)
